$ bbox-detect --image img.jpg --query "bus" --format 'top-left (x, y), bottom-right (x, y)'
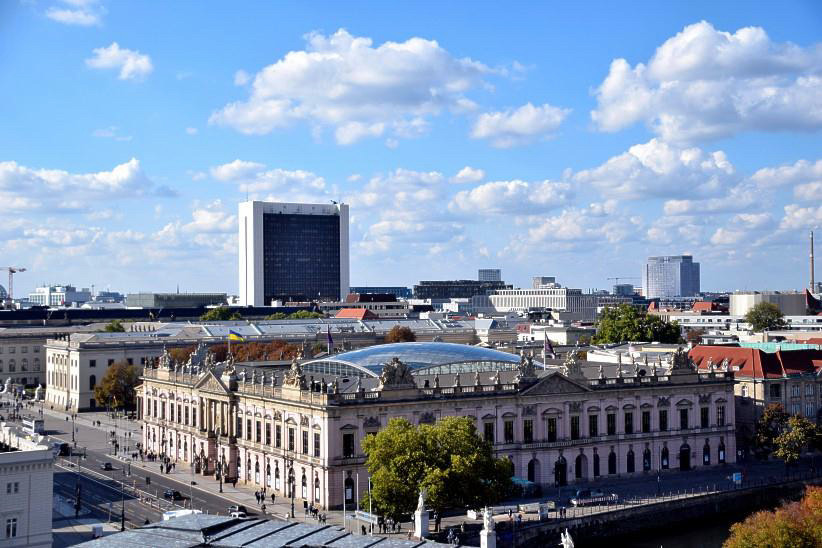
top-left (21, 417), bottom-right (45, 435)
top-left (162, 509), bottom-right (202, 521)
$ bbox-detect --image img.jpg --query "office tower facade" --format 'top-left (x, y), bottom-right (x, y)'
top-left (642, 255), bottom-right (700, 298)
top-left (239, 201), bottom-right (349, 306)
top-left (532, 276), bottom-right (558, 289)
top-left (478, 269), bottom-right (502, 282)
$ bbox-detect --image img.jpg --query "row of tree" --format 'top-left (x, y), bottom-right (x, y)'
top-left (724, 486), bottom-right (821, 547)
top-left (754, 403), bottom-right (821, 464)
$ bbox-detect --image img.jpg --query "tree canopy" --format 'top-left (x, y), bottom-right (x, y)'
top-left (265, 310), bottom-right (324, 320)
top-left (103, 319), bottom-right (126, 332)
top-left (592, 304), bottom-right (682, 344)
top-left (200, 307), bottom-right (242, 321)
top-left (754, 403), bottom-right (788, 456)
top-left (774, 415), bottom-right (818, 465)
top-left (724, 486), bottom-right (822, 548)
top-left (384, 325), bottom-right (416, 343)
top-left (362, 417), bottom-right (513, 520)
top-left (744, 302), bottom-right (786, 332)
top-left (93, 362), bottom-right (140, 409)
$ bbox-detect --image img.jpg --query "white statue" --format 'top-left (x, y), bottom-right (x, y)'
top-left (560, 528), bottom-right (575, 548)
top-left (416, 488), bottom-right (427, 512)
top-left (482, 507), bottom-right (495, 531)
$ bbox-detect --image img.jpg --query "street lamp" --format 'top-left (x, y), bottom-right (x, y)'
top-left (216, 428), bottom-right (224, 493)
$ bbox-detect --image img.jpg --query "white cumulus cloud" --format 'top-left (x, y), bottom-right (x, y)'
top-left (450, 180), bottom-right (572, 215)
top-left (471, 102), bottom-right (570, 147)
top-left (86, 42), bottom-right (153, 81)
top-left (451, 166), bottom-right (485, 184)
top-left (209, 29), bottom-right (495, 144)
top-left (46, 0), bottom-right (104, 26)
top-left (591, 21), bottom-right (822, 142)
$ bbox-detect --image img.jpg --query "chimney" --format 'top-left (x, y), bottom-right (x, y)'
top-left (812, 230), bottom-right (816, 293)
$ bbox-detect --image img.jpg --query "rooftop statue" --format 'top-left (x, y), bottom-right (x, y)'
top-left (672, 346), bottom-right (693, 371)
top-left (378, 357), bottom-right (415, 388)
top-left (282, 357), bottom-right (307, 389)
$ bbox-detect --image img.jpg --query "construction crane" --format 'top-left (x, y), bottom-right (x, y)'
top-left (1, 267), bottom-right (27, 305)
top-left (607, 276), bottom-right (640, 285)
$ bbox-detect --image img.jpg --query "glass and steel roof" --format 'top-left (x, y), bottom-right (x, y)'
top-left (301, 341), bottom-right (524, 378)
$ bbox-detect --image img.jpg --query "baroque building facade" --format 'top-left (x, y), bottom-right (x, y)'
top-left (138, 344), bottom-right (736, 510)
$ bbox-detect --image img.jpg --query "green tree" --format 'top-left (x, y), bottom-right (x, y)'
top-left (362, 417), bottom-right (513, 520)
top-left (592, 304), bottom-right (681, 344)
top-left (288, 310), bottom-right (324, 319)
top-left (774, 415), bottom-right (818, 465)
top-left (200, 307), bottom-right (242, 321)
top-left (266, 312), bottom-right (288, 320)
top-left (384, 325), bottom-right (417, 343)
top-left (93, 362), bottom-right (140, 410)
top-left (754, 403), bottom-right (789, 455)
top-left (103, 319), bottom-right (126, 332)
top-left (724, 486), bottom-right (822, 548)
top-left (744, 302), bottom-right (786, 332)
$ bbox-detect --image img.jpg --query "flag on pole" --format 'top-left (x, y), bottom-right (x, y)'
top-left (228, 330), bottom-right (245, 342)
top-left (327, 325), bottom-right (334, 353)
top-left (544, 336), bottom-right (555, 358)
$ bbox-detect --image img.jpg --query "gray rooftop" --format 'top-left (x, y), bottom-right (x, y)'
top-left (75, 515), bottom-right (456, 547)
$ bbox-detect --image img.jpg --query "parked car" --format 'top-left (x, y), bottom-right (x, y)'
top-left (99, 462), bottom-right (113, 471)
top-left (228, 505), bottom-right (248, 514)
top-left (570, 489), bottom-right (618, 506)
top-left (230, 511), bottom-right (248, 519)
top-left (163, 490), bottom-right (186, 501)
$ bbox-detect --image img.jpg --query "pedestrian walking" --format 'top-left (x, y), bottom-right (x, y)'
top-left (261, 503), bottom-right (266, 514)
top-left (361, 525), bottom-right (367, 536)
top-left (271, 493), bottom-right (276, 504)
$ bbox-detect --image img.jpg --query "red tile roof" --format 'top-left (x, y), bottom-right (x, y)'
top-left (689, 345), bottom-right (822, 379)
top-left (335, 308), bottom-right (378, 320)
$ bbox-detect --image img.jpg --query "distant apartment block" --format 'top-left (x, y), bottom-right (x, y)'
top-left (349, 286), bottom-right (411, 299)
top-left (413, 280), bottom-right (511, 300)
top-left (532, 276), bottom-right (559, 289)
top-left (126, 292), bottom-right (228, 308)
top-left (28, 285), bottom-right (91, 307)
top-left (239, 201), bottom-right (349, 306)
top-left (478, 269), bottom-right (502, 282)
top-left (643, 256), bottom-right (700, 298)
top-left (729, 291), bottom-right (808, 317)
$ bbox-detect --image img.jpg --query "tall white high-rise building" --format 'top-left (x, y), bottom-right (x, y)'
top-left (642, 255), bottom-right (700, 298)
top-left (239, 201), bottom-right (349, 306)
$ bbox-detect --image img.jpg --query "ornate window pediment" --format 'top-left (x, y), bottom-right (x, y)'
top-left (521, 405), bottom-right (536, 416)
top-left (542, 407), bottom-right (563, 415)
top-left (622, 403), bottom-right (636, 410)
top-left (363, 416), bottom-right (381, 429)
top-left (676, 398), bottom-right (694, 407)
top-left (501, 411), bottom-right (517, 418)
top-left (482, 413), bottom-right (496, 420)
top-left (586, 406), bottom-right (601, 413)
top-left (605, 405), bottom-right (618, 411)
top-left (640, 403), bottom-right (653, 409)
top-left (340, 423), bottom-right (358, 431)
top-left (657, 397), bottom-right (670, 407)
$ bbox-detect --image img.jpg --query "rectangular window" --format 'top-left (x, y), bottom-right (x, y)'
top-left (790, 402), bottom-right (800, 415)
top-left (302, 430), bottom-right (309, 454)
top-left (314, 432), bottom-right (320, 457)
top-left (184, 407), bottom-right (189, 426)
top-left (108, 359), bottom-right (114, 366)
top-left (717, 405), bottom-right (725, 426)
top-left (247, 419), bottom-right (252, 440)
top-left (236, 417), bottom-right (242, 438)
top-left (13, 483), bottom-right (18, 493)
top-left (504, 420), bottom-right (514, 443)
top-left (127, 358), bottom-right (133, 365)
top-left (806, 402), bottom-right (816, 418)
top-left (484, 422), bottom-right (495, 443)
top-left (256, 421), bottom-right (262, 443)
top-left (547, 418), bottom-right (557, 442)
top-left (192, 408), bottom-right (197, 428)
top-left (170, 404), bottom-right (174, 422)
top-left (342, 433), bottom-right (354, 457)
top-left (5, 483), bottom-right (9, 494)
top-left (805, 384), bottom-right (814, 397)
top-left (607, 413), bottom-right (616, 436)
top-left (769, 384), bottom-right (781, 399)
top-left (680, 408), bottom-right (689, 430)
top-left (642, 411), bottom-right (651, 433)
top-left (570, 416), bottom-right (580, 440)
top-left (624, 412), bottom-right (634, 434)
top-left (6, 517), bottom-right (17, 539)
top-left (265, 424), bottom-right (271, 445)
top-left (659, 409), bottom-right (668, 431)
top-left (701, 407), bottom-right (710, 428)
top-left (588, 415), bottom-right (598, 437)
top-left (276, 425), bottom-right (282, 448)
top-left (288, 428), bottom-right (295, 452)
top-left (523, 419), bottom-right (533, 443)
top-left (791, 384), bottom-right (800, 397)
top-left (89, 359), bottom-right (96, 368)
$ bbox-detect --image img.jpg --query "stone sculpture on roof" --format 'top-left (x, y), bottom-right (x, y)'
top-left (159, 346), bottom-right (172, 370)
top-left (378, 357), bottom-right (415, 388)
top-left (282, 357), bottom-right (307, 390)
top-left (672, 347), bottom-right (693, 371)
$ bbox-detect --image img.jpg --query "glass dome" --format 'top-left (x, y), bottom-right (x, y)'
top-left (301, 342), bottom-right (525, 379)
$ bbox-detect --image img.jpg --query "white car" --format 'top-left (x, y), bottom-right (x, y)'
top-left (230, 511), bottom-right (248, 519)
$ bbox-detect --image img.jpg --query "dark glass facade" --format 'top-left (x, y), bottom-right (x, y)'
top-left (263, 213), bottom-right (341, 301)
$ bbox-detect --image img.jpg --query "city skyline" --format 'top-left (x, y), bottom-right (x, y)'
top-left (2, 1), bottom-right (821, 295)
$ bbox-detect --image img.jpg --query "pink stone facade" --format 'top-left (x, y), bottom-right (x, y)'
top-left (139, 366), bottom-right (736, 510)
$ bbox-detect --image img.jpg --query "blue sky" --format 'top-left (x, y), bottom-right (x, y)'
top-left (1, 0), bottom-right (821, 296)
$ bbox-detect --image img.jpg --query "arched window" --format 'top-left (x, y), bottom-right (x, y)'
top-left (8, 359), bottom-right (15, 372)
top-left (626, 449), bottom-right (635, 473)
top-left (33, 358), bottom-right (40, 371)
top-left (643, 448), bottom-right (652, 471)
top-left (0, 359), bottom-right (4, 372)
top-left (275, 464), bottom-right (281, 491)
top-left (314, 476), bottom-right (321, 502)
top-left (246, 457), bottom-right (252, 480)
top-left (255, 459), bottom-right (260, 484)
top-left (718, 441), bottom-right (726, 464)
top-left (21, 358), bottom-right (28, 371)
top-left (661, 446), bottom-right (669, 469)
top-left (89, 375), bottom-right (96, 390)
top-left (593, 452), bottom-right (600, 477)
top-left (301, 472), bottom-right (308, 499)
top-left (608, 451), bottom-right (617, 475)
top-left (703, 442), bottom-right (711, 465)
top-left (344, 476), bottom-right (354, 503)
